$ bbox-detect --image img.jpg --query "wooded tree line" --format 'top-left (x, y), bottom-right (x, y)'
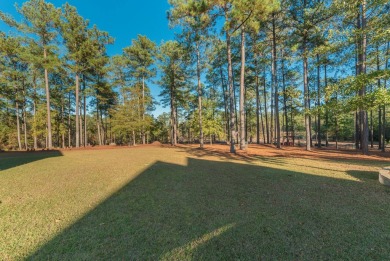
top-left (164, 0), bottom-right (390, 155)
top-left (0, 0), bottom-right (389, 155)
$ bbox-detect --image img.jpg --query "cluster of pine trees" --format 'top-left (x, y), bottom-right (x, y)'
top-left (164, 0), bottom-right (390, 154)
top-left (1, 0), bottom-right (389, 155)
top-left (0, 0), bottom-right (115, 150)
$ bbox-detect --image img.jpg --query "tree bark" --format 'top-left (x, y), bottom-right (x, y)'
top-left (256, 71), bottom-right (260, 144)
top-left (142, 76), bottom-right (146, 145)
top-left (196, 42), bottom-right (204, 148)
top-left (83, 75), bottom-right (87, 146)
top-left (75, 73), bottom-right (80, 148)
top-left (170, 64), bottom-right (177, 146)
top-left (317, 54), bottom-right (321, 148)
top-left (379, 107), bottom-right (382, 150)
top-left (220, 66), bottom-right (229, 142)
top-left (68, 92), bottom-right (72, 147)
top-left (239, 27), bottom-right (246, 150)
top-left (16, 101), bottom-right (22, 151)
top-left (282, 50), bottom-right (288, 145)
top-left (335, 90), bottom-right (339, 150)
top-left (61, 102), bottom-right (65, 149)
top-left (359, 0), bottom-right (369, 155)
top-left (263, 70), bottom-right (269, 144)
top-left (303, 50), bottom-right (311, 151)
top-left (272, 14), bottom-right (280, 149)
top-left (355, 111), bottom-right (360, 149)
top-left (33, 94), bottom-right (37, 150)
top-left (370, 110), bottom-right (373, 148)
top-left (324, 64), bottom-right (329, 147)
top-left (225, 13), bottom-right (236, 153)
top-left (22, 82), bottom-right (28, 150)
top-left (44, 47), bottom-right (52, 149)
top-left (382, 42), bottom-right (389, 152)
top-left (97, 104), bottom-right (102, 146)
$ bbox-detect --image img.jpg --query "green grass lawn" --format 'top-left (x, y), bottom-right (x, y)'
top-left (1, 146), bottom-right (390, 260)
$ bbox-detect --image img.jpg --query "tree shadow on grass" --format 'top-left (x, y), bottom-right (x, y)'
top-left (346, 170), bottom-right (379, 181)
top-left (29, 158), bottom-right (390, 260)
top-left (0, 150), bottom-right (63, 172)
top-left (181, 145), bottom-right (390, 168)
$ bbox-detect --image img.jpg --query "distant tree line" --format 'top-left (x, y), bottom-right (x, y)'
top-left (1, 0), bottom-right (390, 155)
top-left (165, 0), bottom-right (390, 155)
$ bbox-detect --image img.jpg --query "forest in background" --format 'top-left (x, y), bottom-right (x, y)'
top-left (0, 0), bottom-right (389, 155)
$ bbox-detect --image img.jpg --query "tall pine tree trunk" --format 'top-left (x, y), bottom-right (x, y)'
top-left (170, 65), bottom-right (177, 146)
top-left (32, 74), bottom-right (38, 150)
top-left (68, 92), bottom-right (72, 147)
top-left (256, 72), bottom-right (260, 144)
top-left (100, 110), bottom-right (106, 145)
top-left (370, 109), bottom-right (374, 148)
top-left (260, 93), bottom-right (266, 144)
top-left (220, 66), bottom-right (229, 142)
top-left (358, 1), bottom-right (369, 155)
top-left (379, 107), bottom-right (382, 150)
top-left (22, 83), bottom-right (28, 150)
top-left (303, 48), bottom-right (311, 151)
top-left (270, 50), bottom-right (274, 146)
top-left (282, 50), bottom-right (288, 145)
top-left (44, 47), bottom-right (52, 149)
top-left (382, 42), bottom-right (389, 152)
top-left (355, 111), bottom-right (360, 149)
top-left (226, 17), bottom-right (236, 153)
top-left (324, 64), bottom-right (329, 147)
top-left (61, 102), bottom-right (65, 149)
top-left (15, 101), bottom-right (22, 151)
top-left (79, 108), bottom-right (83, 146)
top-left (196, 42), bottom-right (204, 148)
top-left (23, 106), bottom-right (27, 150)
top-left (263, 70), bottom-right (269, 144)
top-left (142, 77), bottom-right (146, 145)
top-left (75, 73), bottom-right (80, 148)
top-left (317, 54), bottom-right (321, 148)
top-left (336, 91), bottom-right (339, 150)
top-left (239, 27), bottom-right (246, 150)
top-left (272, 15), bottom-right (280, 148)
top-left (96, 103), bottom-right (102, 146)
top-left (83, 75), bottom-right (87, 146)
top-left (378, 43), bottom-right (382, 150)
top-left (33, 98), bottom-right (37, 149)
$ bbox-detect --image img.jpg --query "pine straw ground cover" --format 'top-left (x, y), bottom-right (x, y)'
top-left (1, 144), bottom-right (390, 260)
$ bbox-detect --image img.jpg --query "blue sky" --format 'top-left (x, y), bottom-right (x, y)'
top-left (0, 0), bottom-right (175, 116)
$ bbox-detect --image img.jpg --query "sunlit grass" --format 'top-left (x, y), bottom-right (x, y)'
top-left (1, 146), bottom-right (389, 260)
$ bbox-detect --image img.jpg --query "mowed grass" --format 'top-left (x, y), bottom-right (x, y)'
top-left (1, 145), bottom-right (390, 260)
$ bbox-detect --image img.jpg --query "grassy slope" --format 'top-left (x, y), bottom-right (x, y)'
top-left (0, 146), bottom-right (390, 260)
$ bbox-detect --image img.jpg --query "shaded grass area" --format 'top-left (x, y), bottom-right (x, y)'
top-left (0, 150), bottom-right (63, 171)
top-left (1, 146), bottom-right (390, 260)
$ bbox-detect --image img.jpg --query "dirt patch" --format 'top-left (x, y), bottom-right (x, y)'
top-left (176, 143), bottom-right (390, 163)
top-left (3, 143), bottom-right (390, 163)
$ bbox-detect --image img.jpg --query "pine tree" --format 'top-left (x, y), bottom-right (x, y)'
top-left (1, 0), bottom-right (61, 149)
top-left (123, 35), bottom-right (156, 144)
top-left (158, 41), bottom-right (190, 146)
